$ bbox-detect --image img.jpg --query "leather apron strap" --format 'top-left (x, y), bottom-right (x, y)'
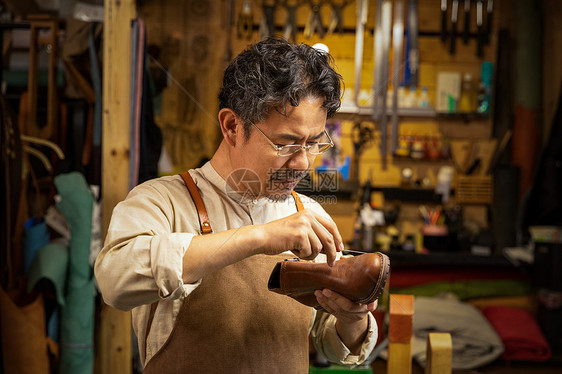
top-left (180, 171), bottom-right (213, 234)
top-left (291, 190), bottom-right (304, 211)
top-left (145, 171), bottom-right (214, 357)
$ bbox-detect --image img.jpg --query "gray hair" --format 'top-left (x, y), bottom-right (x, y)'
top-left (218, 37), bottom-right (343, 140)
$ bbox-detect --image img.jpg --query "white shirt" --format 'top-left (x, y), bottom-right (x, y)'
top-left (94, 162), bottom-right (377, 367)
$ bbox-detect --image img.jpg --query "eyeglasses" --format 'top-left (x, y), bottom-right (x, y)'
top-left (249, 121), bottom-right (334, 157)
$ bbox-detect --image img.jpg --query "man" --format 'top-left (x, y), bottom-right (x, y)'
top-left (95, 38), bottom-right (378, 373)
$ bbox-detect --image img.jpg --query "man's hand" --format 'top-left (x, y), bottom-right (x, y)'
top-left (258, 210), bottom-right (343, 266)
top-left (314, 288), bottom-right (377, 354)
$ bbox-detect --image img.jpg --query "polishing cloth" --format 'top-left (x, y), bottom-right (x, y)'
top-left (481, 306), bottom-right (551, 362)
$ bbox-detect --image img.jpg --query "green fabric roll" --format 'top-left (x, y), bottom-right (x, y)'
top-left (391, 280), bottom-right (535, 300)
top-left (54, 172), bottom-right (94, 374)
top-left (58, 280), bottom-right (95, 374)
top-left (27, 243), bottom-right (69, 306)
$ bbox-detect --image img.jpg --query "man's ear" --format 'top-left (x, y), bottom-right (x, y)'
top-left (218, 108), bottom-right (243, 146)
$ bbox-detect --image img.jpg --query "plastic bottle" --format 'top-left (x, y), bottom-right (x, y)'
top-left (458, 73), bottom-right (475, 113)
top-left (417, 86), bottom-right (430, 108)
top-left (435, 166), bottom-right (455, 203)
top-left (395, 135), bottom-right (411, 158)
top-left (427, 136), bottom-right (441, 161)
top-left (477, 61), bottom-right (493, 114)
top-left (404, 85), bottom-right (417, 108)
top-left (358, 89), bottom-right (371, 106)
top-left (477, 81), bottom-right (488, 113)
top-left (410, 136), bottom-right (425, 159)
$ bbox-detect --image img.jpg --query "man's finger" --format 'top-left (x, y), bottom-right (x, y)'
top-left (367, 300), bottom-right (378, 312)
top-left (312, 213), bottom-right (344, 252)
top-left (309, 218), bottom-right (337, 266)
top-left (301, 229), bottom-right (322, 260)
top-left (322, 289), bottom-right (370, 314)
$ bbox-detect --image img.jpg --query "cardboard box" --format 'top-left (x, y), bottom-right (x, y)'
top-left (436, 72), bottom-right (461, 112)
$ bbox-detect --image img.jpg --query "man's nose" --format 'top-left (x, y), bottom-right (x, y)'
top-left (286, 148), bottom-right (312, 170)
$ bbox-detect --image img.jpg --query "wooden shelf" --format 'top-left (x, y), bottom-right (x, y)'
top-left (337, 105), bottom-right (436, 118)
top-left (336, 105), bottom-right (491, 122)
top-left (436, 111), bottom-right (491, 121)
top-left (377, 187), bottom-right (443, 203)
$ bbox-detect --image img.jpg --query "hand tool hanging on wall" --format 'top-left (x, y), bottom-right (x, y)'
top-left (304, 0), bottom-right (326, 39)
top-left (485, 0), bottom-right (493, 45)
top-left (27, 15), bottom-right (60, 140)
top-left (259, 0), bottom-right (277, 40)
top-left (487, 129), bottom-right (512, 175)
top-left (327, 0), bottom-right (352, 35)
top-left (351, 121), bottom-right (375, 183)
top-left (371, 0), bottom-right (382, 118)
top-left (441, 0), bottom-right (448, 43)
top-left (462, 0), bottom-right (470, 44)
top-left (476, 0), bottom-right (484, 57)
top-left (405, 0), bottom-right (419, 87)
top-left (281, 0), bottom-right (301, 41)
top-left (391, 0), bottom-right (404, 155)
top-left (0, 93), bottom-right (23, 289)
top-left (449, 0), bottom-right (459, 54)
top-left (378, 0), bottom-right (392, 159)
top-left (237, 0), bottom-right (254, 40)
top-left (354, 0), bottom-right (368, 109)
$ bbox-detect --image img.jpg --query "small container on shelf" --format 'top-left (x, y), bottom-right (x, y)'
top-left (458, 72), bottom-right (476, 113)
top-left (427, 136), bottom-right (442, 161)
top-left (403, 85), bottom-right (417, 108)
top-left (422, 224), bottom-right (450, 252)
top-left (477, 61), bottom-right (493, 114)
top-left (410, 136), bottom-right (425, 159)
top-left (395, 135), bottom-right (411, 158)
top-left (417, 86), bottom-right (431, 108)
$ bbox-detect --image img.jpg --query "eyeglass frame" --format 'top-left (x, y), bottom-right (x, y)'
top-left (248, 121), bottom-right (334, 157)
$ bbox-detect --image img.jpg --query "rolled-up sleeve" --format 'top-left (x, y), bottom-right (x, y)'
top-left (309, 310), bottom-right (378, 367)
top-left (94, 182), bottom-right (201, 311)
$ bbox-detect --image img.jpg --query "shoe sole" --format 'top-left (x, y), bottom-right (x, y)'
top-left (356, 252), bottom-right (390, 305)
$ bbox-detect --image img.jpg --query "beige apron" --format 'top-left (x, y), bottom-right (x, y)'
top-left (143, 172), bottom-right (312, 373)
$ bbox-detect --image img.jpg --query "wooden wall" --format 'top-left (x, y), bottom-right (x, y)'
top-left (136, 0), bottom-right (561, 243)
top-left (281, 0), bottom-right (498, 186)
top-left (140, 0), bottom-right (230, 172)
top-left (142, 0), bottom-right (498, 178)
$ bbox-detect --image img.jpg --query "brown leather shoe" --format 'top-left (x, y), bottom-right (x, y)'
top-left (268, 252), bottom-right (390, 310)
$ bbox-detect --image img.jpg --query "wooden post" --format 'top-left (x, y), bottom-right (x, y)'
top-left (27, 15), bottom-right (59, 140)
top-left (425, 333), bottom-right (452, 374)
top-left (387, 294), bottom-right (414, 374)
top-left (96, 0), bottom-right (136, 373)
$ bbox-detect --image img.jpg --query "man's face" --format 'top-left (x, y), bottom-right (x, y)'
top-left (231, 96), bottom-right (328, 200)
